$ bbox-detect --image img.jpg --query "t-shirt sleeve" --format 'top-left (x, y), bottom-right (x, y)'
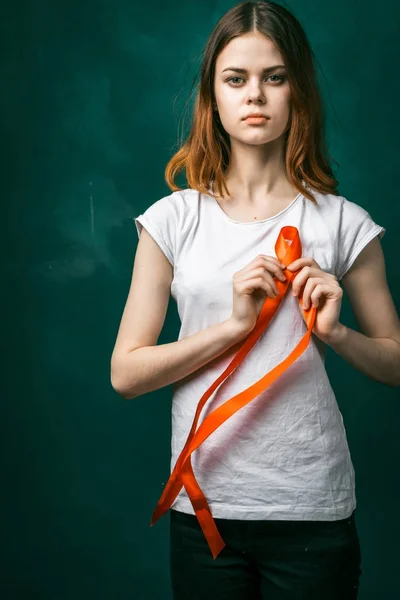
top-left (133, 193), bottom-right (180, 267)
top-left (335, 196), bottom-right (386, 281)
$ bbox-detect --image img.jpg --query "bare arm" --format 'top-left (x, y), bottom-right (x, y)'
top-left (326, 236), bottom-right (400, 387)
top-left (110, 226), bottom-right (248, 400)
top-left (114, 317), bottom-right (248, 399)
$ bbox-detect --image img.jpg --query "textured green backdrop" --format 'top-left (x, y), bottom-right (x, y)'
top-left (2, 0), bottom-right (399, 598)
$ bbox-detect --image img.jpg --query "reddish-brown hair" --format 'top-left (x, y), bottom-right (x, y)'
top-left (165, 0), bottom-right (340, 204)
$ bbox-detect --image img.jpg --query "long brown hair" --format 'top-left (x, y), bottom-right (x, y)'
top-left (165, 0), bottom-right (340, 204)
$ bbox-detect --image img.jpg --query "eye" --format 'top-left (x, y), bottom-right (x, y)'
top-left (269, 74), bottom-right (286, 84)
top-left (226, 74), bottom-right (286, 86)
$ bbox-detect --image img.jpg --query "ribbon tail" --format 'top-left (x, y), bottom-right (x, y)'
top-left (180, 456), bottom-right (226, 560)
top-left (150, 467), bottom-right (185, 525)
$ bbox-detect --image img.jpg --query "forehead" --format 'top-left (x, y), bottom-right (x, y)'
top-left (215, 32), bottom-right (284, 71)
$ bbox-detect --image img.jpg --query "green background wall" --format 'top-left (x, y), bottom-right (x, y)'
top-left (2, 0), bottom-right (399, 598)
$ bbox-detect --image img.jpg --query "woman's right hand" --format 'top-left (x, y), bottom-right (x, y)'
top-left (229, 254), bottom-right (287, 335)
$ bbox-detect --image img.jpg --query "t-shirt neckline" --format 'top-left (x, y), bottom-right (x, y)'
top-left (207, 190), bottom-right (303, 226)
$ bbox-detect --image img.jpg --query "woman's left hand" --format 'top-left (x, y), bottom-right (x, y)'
top-left (285, 257), bottom-right (344, 345)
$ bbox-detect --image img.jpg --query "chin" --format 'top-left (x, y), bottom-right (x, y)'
top-left (237, 133), bottom-right (281, 146)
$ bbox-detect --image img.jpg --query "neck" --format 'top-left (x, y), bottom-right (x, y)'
top-left (222, 135), bottom-right (294, 203)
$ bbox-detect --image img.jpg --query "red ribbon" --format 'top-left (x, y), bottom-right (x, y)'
top-left (150, 226), bottom-right (317, 559)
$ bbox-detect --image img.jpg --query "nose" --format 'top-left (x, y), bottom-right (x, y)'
top-left (246, 82), bottom-right (265, 104)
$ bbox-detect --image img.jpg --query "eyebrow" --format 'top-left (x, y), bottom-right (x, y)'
top-left (221, 65), bottom-right (286, 74)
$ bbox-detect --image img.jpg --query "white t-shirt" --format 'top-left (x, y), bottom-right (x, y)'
top-left (134, 186), bottom-right (386, 521)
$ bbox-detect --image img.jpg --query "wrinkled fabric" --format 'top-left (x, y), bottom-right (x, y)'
top-left (134, 186), bottom-right (385, 522)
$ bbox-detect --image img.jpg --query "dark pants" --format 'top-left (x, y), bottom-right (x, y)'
top-left (169, 508), bottom-right (362, 599)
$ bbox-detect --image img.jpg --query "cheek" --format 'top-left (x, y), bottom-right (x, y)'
top-left (215, 81), bottom-right (245, 105)
top-left (217, 111), bottom-right (237, 134)
top-left (275, 93), bottom-right (291, 113)
top-left (216, 97), bottom-right (242, 125)
top-left (218, 89), bottom-right (241, 110)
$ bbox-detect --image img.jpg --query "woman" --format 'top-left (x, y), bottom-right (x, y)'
top-left (111, 1), bottom-right (400, 598)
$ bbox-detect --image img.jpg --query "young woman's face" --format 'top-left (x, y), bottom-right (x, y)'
top-left (213, 31), bottom-right (292, 146)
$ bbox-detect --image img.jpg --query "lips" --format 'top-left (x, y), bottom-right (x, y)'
top-left (243, 114), bottom-right (268, 119)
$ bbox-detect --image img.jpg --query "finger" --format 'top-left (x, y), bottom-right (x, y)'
top-left (298, 278), bottom-right (314, 308)
top-left (251, 269), bottom-right (279, 295)
top-left (287, 261), bottom-right (298, 271)
top-left (287, 258), bottom-right (310, 270)
top-left (287, 257), bottom-right (320, 271)
top-left (294, 277), bottom-right (325, 303)
top-left (291, 269), bottom-right (309, 295)
top-left (260, 258), bottom-right (287, 281)
top-left (303, 285), bottom-right (321, 310)
top-left (292, 269), bottom-right (327, 295)
top-left (310, 287), bottom-right (323, 308)
top-left (276, 258), bottom-right (287, 269)
top-left (304, 282), bottom-right (339, 309)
